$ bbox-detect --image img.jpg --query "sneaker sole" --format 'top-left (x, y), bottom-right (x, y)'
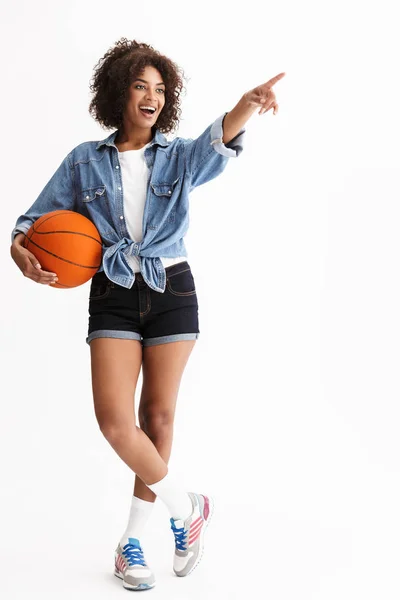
top-left (176, 494), bottom-right (215, 578)
top-left (114, 568), bottom-right (156, 590)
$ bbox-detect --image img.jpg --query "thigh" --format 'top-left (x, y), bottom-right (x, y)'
top-left (139, 340), bottom-right (197, 424)
top-left (90, 338), bottom-right (143, 430)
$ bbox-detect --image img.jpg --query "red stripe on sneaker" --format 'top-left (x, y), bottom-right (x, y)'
top-left (190, 519), bottom-right (203, 535)
top-left (117, 555), bottom-right (123, 571)
top-left (189, 517), bottom-right (203, 535)
top-left (189, 526), bottom-right (202, 540)
top-left (203, 495), bottom-right (210, 520)
top-left (190, 516), bottom-right (202, 530)
top-left (189, 523), bottom-right (203, 544)
top-left (189, 529), bottom-right (202, 544)
top-left (189, 521), bottom-right (203, 537)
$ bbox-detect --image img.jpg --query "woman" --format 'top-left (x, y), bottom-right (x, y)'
top-left (10, 38), bottom-right (284, 591)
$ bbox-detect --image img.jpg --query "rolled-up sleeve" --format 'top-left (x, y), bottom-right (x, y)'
top-left (182, 112), bottom-right (245, 190)
top-left (10, 152), bottom-right (76, 244)
top-left (210, 112), bottom-right (245, 158)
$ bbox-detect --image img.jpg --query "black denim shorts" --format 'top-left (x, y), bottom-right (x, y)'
top-left (86, 260), bottom-right (200, 347)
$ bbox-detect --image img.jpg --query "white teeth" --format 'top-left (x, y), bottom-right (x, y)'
top-left (139, 106), bottom-right (156, 112)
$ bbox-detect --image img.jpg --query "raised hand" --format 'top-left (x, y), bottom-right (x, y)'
top-left (244, 72), bottom-right (286, 116)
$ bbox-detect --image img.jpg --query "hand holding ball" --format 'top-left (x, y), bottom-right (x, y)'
top-left (23, 211), bottom-right (102, 288)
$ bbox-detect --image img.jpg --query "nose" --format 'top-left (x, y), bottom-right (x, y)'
top-left (145, 88), bottom-right (157, 102)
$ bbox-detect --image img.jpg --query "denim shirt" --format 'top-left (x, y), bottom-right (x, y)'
top-left (11, 112), bottom-right (245, 292)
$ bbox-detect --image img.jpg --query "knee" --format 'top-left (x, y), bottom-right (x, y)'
top-left (139, 408), bottom-right (174, 440)
top-left (98, 416), bottom-right (135, 445)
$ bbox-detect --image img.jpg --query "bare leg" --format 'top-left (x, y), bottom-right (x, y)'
top-left (90, 338), bottom-right (167, 485)
top-left (134, 340), bottom-right (197, 502)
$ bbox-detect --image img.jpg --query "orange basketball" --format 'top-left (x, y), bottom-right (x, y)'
top-left (23, 210), bottom-right (102, 289)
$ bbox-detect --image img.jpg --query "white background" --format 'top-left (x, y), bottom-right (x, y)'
top-left (1, 0), bottom-right (400, 598)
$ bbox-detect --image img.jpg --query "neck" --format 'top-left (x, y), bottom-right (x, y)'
top-left (115, 124), bottom-right (154, 151)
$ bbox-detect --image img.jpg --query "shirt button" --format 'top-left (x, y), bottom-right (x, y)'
top-left (85, 195), bottom-right (89, 200)
top-left (168, 190), bottom-right (172, 195)
top-left (118, 186), bottom-right (122, 190)
top-left (120, 215), bottom-right (124, 220)
top-left (116, 165), bottom-right (119, 169)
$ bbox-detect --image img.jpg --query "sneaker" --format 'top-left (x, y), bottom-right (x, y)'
top-left (114, 537), bottom-right (156, 590)
top-left (170, 492), bottom-right (214, 577)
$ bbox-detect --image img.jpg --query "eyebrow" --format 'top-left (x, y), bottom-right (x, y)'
top-left (134, 78), bottom-right (166, 86)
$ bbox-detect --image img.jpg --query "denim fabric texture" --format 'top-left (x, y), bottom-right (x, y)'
top-left (86, 260), bottom-right (200, 346)
top-left (11, 112), bottom-right (245, 293)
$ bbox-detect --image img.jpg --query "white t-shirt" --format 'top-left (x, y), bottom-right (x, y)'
top-left (118, 143), bottom-right (186, 273)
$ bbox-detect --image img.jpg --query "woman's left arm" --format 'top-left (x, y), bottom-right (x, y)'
top-left (222, 72), bottom-right (286, 145)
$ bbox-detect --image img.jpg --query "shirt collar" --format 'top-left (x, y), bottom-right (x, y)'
top-left (96, 128), bottom-right (169, 150)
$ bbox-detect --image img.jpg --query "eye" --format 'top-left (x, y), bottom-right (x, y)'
top-left (134, 84), bottom-right (165, 94)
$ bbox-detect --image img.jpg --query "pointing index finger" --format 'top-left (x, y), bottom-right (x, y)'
top-left (265, 72), bottom-right (286, 88)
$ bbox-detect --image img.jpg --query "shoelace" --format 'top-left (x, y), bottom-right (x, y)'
top-left (122, 543), bottom-right (146, 567)
top-left (170, 518), bottom-right (188, 551)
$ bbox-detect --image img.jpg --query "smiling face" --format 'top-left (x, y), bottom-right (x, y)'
top-left (124, 65), bottom-right (166, 130)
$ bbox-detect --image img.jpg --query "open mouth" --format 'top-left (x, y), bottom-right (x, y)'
top-left (139, 106), bottom-right (156, 117)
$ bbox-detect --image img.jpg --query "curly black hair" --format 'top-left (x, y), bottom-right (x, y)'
top-left (88, 38), bottom-right (187, 135)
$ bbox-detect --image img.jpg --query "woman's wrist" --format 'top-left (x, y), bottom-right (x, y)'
top-left (12, 233), bottom-right (25, 248)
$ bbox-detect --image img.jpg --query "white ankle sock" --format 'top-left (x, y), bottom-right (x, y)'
top-left (147, 472), bottom-right (192, 520)
top-left (119, 495), bottom-right (154, 547)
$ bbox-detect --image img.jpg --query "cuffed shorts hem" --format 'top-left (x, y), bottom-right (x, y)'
top-left (86, 329), bottom-right (199, 346)
top-left (86, 329), bottom-right (141, 345)
top-left (143, 333), bottom-right (200, 347)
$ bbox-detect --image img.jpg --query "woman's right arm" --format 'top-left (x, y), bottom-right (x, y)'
top-left (10, 151), bottom-right (76, 285)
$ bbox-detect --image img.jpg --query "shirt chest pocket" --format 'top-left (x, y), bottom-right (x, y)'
top-left (81, 185), bottom-right (114, 235)
top-left (82, 186), bottom-right (106, 202)
top-left (150, 177), bottom-right (180, 225)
